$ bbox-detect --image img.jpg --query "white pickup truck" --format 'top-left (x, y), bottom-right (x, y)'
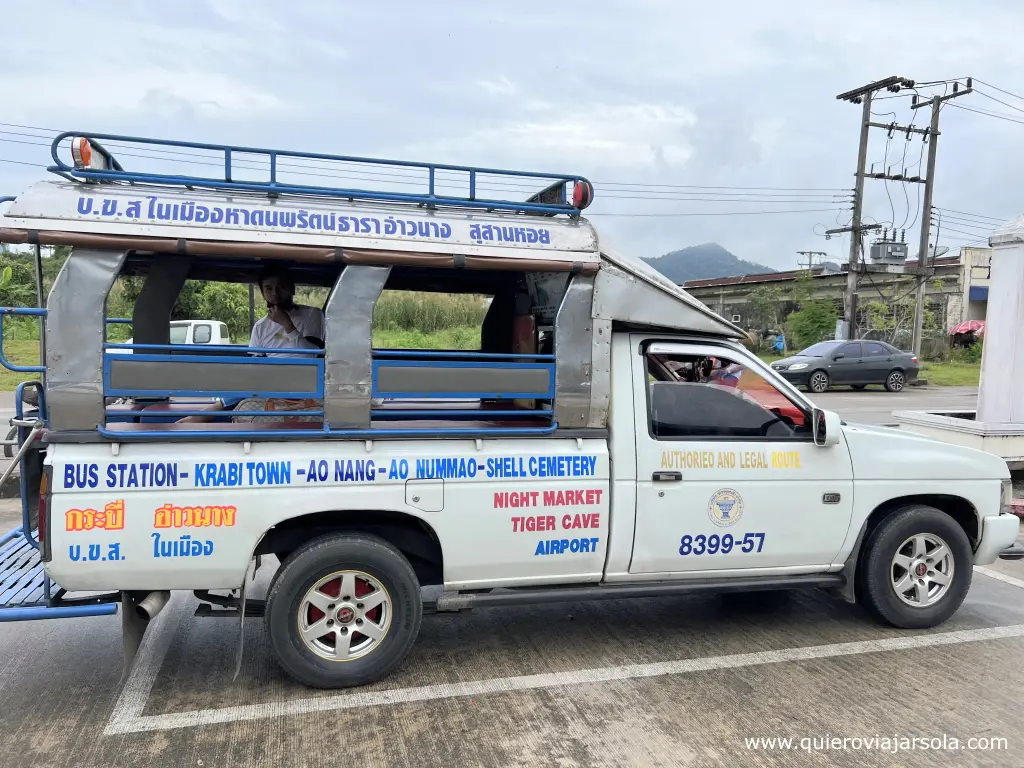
top-left (110, 319), bottom-right (232, 352)
top-left (0, 132), bottom-right (1019, 691)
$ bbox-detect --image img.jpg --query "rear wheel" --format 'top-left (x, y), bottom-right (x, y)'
top-left (885, 369), bottom-right (906, 392)
top-left (858, 505), bottom-right (972, 628)
top-left (265, 533), bottom-right (422, 688)
top-left (808, 370), bottom-right (830, 393)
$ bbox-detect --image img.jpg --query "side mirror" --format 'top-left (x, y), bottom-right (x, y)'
top-left (832, 353), bottom-right (845, 361)
top-left (812, 407), bottom-right (842, 447)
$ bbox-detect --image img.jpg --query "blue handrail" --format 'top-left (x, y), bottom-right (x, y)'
top-left (49, 132), bottom-right (592, 216)
top-left (0, 308), bottom-right (46, 374)
top-left (104, 342), bottom-right (321, 355)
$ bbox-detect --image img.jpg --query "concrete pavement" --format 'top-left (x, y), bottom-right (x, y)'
top-left (1, 385), bottom-right (1021, 767)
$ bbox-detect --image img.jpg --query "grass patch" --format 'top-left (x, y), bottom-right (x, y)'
top-left (373, 326), bottom-right (480, 350)
top-left (0, 339), bottom-right (43, 391)
top-left (921, 361), bottom-right (980, 387)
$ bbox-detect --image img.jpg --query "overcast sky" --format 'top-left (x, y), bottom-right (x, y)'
top-left (2, 0), bottom-right (1023, 270)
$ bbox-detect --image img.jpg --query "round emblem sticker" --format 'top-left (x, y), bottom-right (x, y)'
top-left (708, 489), bottom-right (743, 527)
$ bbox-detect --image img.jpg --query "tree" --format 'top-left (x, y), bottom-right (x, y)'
top-left (746, 285), bottom-right (783, 333)
top-left (785, 271), bottom-right (836, 348)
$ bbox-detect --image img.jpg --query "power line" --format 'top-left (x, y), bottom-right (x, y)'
top-left (0, 122), bottom-right (854, 195)
top-left (973, 87), bottom-right (1024, 115)
top-left (933, 207), bottom-right (1005, 222)
top-left (931, 213), bottom-right (997, 229)
top-left (946, 102), bottom-right (1024, 125)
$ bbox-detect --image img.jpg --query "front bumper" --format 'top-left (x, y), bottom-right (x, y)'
top-left (974, 513), bottom-right (1022, 565)
top-left (772, 368), bottom-right (810, 386)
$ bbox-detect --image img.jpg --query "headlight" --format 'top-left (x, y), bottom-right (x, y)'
top-left (1001, 479), bottom-right (1014, 515)
top-left (789, 363), bottom-right (808, 370)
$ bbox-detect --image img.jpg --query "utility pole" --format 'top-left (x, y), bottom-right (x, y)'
top-left (909, 81), bottom-right (972, 356)
top-left (796, 251), bottom-right (828, 271)
top-left (835, 77), bottom-right (914, 340)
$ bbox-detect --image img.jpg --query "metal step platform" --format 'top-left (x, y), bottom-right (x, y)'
top-left (0, 527), bottom-right (118, 621)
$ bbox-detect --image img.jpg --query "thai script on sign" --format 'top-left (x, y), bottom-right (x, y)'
top-left (66, 500), bottom-right (125, 532)
top-left (468, 223), bottom-right (551, 245)
top-left (73, 195), bottom-right (554, 246)
top-left (154, 503), bottom-right (237, 528)
top-left (152, 532), bottom-right (214, 558)
top-left (69, 542), bottom-right (123, 562)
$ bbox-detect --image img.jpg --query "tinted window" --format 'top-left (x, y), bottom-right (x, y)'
top-left (169, 326), bottom-right (188, 344)
top-left (865, 342), bottom-right (889, 357)
top-left (646, 353), bottom-right (809, 440)
top-left (799, 341), bottom-right (840, 357)
top-left (838, 342), bottom-right (862, 357)
top-left (193, 324), bottom-right (212, 344)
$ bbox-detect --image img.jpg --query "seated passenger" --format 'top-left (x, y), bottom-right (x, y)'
top-left (249, 264), bottom-right (325, 356)
top-left (181, 265), bottom-right (326, 424)
top-left (232, 265), bottom-right (325, 423)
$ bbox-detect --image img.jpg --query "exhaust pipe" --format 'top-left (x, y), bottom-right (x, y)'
top-left (121, 590), bottom-right (171, 681)
top-left (135, 590), bottom-right (170, 621)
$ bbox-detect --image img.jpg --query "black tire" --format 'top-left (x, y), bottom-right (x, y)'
top-left (851, 384), bottom-right (867, 391)
top-left (884, 369), bottom-right (906, 392)
top-left (265, 533), bottom-right (422, 688)
top-left (808, 370), bottom-right (830, 393)
top-left (858, 505), bottom-right (972, 629)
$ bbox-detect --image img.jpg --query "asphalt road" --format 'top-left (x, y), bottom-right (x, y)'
top-left (814, 385), bottom-right (978, 427)
top-left (2, 384), bottom-right (1021, 768)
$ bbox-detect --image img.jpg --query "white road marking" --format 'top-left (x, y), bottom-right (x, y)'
top-left (104, 592), bottom-right (188, 735)
top-left (976, 566), bottom-right (1024, 591)
top-left (104, 621), bottom-right (1024, 735)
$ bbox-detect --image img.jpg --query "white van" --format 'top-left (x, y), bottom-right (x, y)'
top-left (0, 132), bottom-right (1018, 690)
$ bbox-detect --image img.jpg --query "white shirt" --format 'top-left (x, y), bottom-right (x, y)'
top-left (249, 304), bottom-right (325, 357)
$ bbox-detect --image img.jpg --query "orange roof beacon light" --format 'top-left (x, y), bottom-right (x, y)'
top-left (70, 136), bottom-right (111, 171)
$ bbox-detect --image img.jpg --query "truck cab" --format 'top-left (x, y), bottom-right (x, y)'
top-left (0, 132), bottom-right (1018, 690)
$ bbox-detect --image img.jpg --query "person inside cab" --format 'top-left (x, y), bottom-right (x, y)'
top-left (250, 264), bottom-right (325, 354)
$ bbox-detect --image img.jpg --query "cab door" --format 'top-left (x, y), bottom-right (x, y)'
top-left (630, 341), bottom-right (854, 575)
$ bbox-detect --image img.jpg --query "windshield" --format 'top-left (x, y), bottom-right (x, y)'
top-left (798, 341), bottom-right (839, 357)
top-left (169, 326), bottom-right (189, 344)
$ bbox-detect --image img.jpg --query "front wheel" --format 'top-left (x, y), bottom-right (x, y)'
top-left (885, 369), bottom-right (907, 392)
top-left (265, 533), bottom-right (423, 688)
top-left (858, 505), bottom-right (972, 628)
top-left (808, 370), bottom-right (830, 393)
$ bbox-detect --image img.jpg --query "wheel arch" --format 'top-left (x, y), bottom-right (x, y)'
top-left (255, 509), bottom-right (445, 586)
top-left (835, 493), bottom-right (979, 603)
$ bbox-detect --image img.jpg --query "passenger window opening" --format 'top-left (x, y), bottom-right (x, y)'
top-left (645, 350), bottom-right (811, 440)
top-left (100, 257), bottom-right (568, 434)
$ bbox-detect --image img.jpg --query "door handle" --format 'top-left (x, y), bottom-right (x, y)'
top-left (652, 471), bottom-right (682, 482)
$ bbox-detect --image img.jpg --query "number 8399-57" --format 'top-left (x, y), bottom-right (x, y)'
top-left (678, 532), bottom-right (766, 556)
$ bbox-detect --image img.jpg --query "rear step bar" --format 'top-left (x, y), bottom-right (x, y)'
top-left (193, 574), bottom-right (844, 618)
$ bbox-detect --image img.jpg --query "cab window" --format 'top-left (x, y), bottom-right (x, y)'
top-left (193, 323), bottom-right (212, 344)
top-left (169, 325), bottom-right (188, 344)
top-left (645, 351), bottom-right (810, 440)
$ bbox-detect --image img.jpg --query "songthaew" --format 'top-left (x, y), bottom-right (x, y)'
top-left (0, 132), bottom-right (1017, 691)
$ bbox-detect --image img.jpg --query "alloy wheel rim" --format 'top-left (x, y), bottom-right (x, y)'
top-left (297, 570), bottom-right (392, 661)
top-left (890, 533), bottom-right (954, 607)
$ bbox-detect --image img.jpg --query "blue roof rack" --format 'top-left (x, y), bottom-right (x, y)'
top-left (48, 132), bottom-right (594, 217)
